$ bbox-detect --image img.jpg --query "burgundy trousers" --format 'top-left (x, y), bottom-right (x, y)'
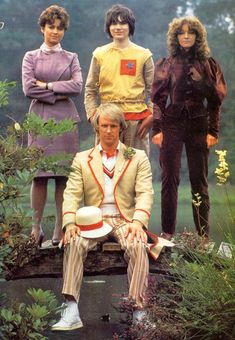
top-left (160, 115), bottom-right (210, 236)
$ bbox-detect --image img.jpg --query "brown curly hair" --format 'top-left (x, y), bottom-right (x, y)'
top-left (38, 5), bottom-right (69, 30)
top-left (167, 16), bottom-right (210, 60)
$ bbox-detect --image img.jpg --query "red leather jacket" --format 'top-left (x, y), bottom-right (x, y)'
top-left (151, 50), bottom-right (227, 137)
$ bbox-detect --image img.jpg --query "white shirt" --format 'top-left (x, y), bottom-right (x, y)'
top-left (98, 143), bottom-right (120, 216)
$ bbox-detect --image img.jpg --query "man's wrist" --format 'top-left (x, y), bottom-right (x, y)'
top-left (65, 223), bottom-right (76, 231)
top-left (132, 219), bottom-right (143, 228)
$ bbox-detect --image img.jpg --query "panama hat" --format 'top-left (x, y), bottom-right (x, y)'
top-left (75, 206), bottom-right (112, 239)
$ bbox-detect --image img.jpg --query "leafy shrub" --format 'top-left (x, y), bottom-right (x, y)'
top-left (0, 81), bottom-right (75, 278)
top-left (0, 288), bottom-right (59, 340)
top-left (120, 151), bottom-right (234, 339)
top-left (0, 80), bottom-right (16, 107)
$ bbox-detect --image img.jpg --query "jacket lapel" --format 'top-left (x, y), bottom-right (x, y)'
top-left (113, 143), bottom-right (131, 186)
top-left (87, 147), bottom-right (104, 190)
top-left (55, 51), bottom-right (74, 81)
top-left (88, 143), bottom-right (132, 191)
top-left (37, 50), bottom-right (74, 81)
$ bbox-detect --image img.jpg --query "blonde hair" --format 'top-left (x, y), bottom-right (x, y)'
top-left (93, 103), bottom-right (127, 131)
top-left (167, 16), bottom-right (210, 60)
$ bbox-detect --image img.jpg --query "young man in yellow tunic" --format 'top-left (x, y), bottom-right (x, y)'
top-left (85, 4), bottom-right (154, 156)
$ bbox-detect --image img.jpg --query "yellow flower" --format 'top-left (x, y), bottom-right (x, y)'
top-left (14, 122), bottom-right (21, 131)
top-left (192, 193), bottom-right (202, 207)
top-left (215, 150), bottom-right (230, 185)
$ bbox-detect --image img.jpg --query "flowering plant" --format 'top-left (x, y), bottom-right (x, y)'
top-left (215, 150), bottom-right (230, 185)
top-left (123, 146), bottom-right (136, 160)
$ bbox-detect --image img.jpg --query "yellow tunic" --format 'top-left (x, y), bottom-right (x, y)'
top-left (93, 42), bottom-right (153, 115)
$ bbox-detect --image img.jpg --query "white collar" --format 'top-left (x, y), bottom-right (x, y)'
top-left (98, 141), bottom-right (121, 153)
top-left (40, 42), bottom-right (62, 53)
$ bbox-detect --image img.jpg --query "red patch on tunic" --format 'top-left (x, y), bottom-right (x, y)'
top-left (120, 60), bottom-right (136, 76)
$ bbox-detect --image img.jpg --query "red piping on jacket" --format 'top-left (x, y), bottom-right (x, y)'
top-left (87, 148), bottom-right (104, 207)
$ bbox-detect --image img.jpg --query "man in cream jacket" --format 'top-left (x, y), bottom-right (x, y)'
top-left (52, 103), bottom-right (154, 331)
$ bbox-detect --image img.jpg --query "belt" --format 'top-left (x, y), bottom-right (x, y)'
top-left (103, 214), bottom-right (121, 218)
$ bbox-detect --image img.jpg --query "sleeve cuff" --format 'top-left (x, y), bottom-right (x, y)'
top-left (47, 82), bottom-right (53, 90)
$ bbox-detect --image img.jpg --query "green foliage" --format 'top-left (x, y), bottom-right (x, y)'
top-left (123, 155), bottom-right (235, 339)
top-left (125, 239), bottom-right (235, 340)
top-left (0, 80), bottom-right (16, 107)
top-left (0, 117), bottom-right (74, 249)
top-left (23, 111), bottom-right (76, 139)
top-left (1, 238), bottom-right (42, 281)
top-left (0, 83), bottom-right (74, 280)
top-left (0, 244), bottom-right (11, 281)
top-left (171, 248), bottom-right (235, 339)
top-left (146, 156), bottom-right (235, 339)
top-left (0, 288), bottom-right (59, 339)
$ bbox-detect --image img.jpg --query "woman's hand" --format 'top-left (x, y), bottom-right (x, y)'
top-left (207, 134), bottom-right (218, 148)
top-left (189, 67), bottom-right (203, 81)
top-left (152, 132), bottom-right (163, 147)
top-left (36, 80), bottom-right (68, 101)
top-left (56, 95), bottom-right (68, 101)
top-left (36, 80), bottom-right (47, 88)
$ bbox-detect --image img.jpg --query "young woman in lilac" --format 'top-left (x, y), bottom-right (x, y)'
top-left (22, 5), bottom-right (83, 246)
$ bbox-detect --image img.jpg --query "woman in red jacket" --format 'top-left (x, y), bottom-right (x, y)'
top-left (151, 16), bottom-right (227, 241)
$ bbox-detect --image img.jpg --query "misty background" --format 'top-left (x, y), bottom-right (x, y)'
top-left (0, 0), bottom-right (234, 181)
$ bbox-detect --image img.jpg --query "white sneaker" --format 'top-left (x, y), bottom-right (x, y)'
top-left (132, 309), bottom-right (147, 324)
top-left (52, 302), bottom-right (83, 331)
top-left (133, 309), bottom-right (156, 329)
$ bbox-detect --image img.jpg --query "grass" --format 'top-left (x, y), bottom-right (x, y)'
top-left (151, 182), bottom-right (235, 244)
top-left (119, 231), bottom-right (235, 339)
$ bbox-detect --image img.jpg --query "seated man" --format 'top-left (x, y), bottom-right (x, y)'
top-left (52, 103), bottom-right (154, 331)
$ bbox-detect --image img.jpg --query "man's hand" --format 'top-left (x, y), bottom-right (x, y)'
top-left (207, 133), bottom-right (218, 148)
top-left (62, 224), bottom-right (81, 245)
top-left (152, 132), bottom-right (163, 147)
top-left (124, 220), bottom-right (147, 243)
top-left (137, 115), bottom-right (153, 139)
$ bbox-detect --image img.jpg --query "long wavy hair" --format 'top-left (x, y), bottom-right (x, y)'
top-left (167, 16), bottom-right (210, 60)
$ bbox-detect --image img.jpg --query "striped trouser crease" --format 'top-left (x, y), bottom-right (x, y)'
top-left (62, 216), bottom-right (149, 307)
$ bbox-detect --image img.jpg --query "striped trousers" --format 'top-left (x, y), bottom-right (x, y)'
top-left (62, 216), bottom-right (149, 308)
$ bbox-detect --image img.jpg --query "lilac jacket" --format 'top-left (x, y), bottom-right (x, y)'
top-left (22, 49), bottom-right (83, 122)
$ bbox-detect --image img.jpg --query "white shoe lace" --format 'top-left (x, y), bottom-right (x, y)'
top-left (60, 302), bottom-right (80, 323)
top-left (60, 303), bottom-right (68, 321)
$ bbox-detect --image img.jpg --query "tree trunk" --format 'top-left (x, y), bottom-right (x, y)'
top-left (7, 241), bottom-right (172, 280)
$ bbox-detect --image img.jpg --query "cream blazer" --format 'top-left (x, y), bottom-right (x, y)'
top-left (63, 142), bottom-right (154, 228)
